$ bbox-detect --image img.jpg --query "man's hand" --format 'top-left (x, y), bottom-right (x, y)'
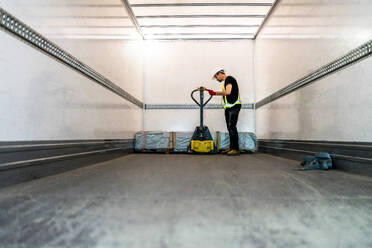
top-left (207, 89), bottom-right (217, 96)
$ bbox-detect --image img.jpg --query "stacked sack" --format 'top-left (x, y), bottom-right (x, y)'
top-left (135, 131), bottom-right (257, 153)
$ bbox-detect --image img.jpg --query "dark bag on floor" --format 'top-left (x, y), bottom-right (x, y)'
top-left (301, 152), bottom-right (332, 170)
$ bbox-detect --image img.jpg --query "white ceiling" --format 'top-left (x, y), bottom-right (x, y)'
top-left (128, 0), bottom-right (275, 40)
top-left (1, 0), bottom-right (276, 40)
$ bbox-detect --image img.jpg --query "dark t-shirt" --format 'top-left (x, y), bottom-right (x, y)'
top-left (224, 76), bottom-right (239, 104)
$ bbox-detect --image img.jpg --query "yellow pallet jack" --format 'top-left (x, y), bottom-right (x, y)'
top-left (189, 87), bottom-right (218, 154)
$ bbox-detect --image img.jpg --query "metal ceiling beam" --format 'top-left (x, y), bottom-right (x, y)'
top-left (131, 3), bottom-right (272, 7)
top-left (141, 24), bottom-right (260, 28)
top-left (120, 0), bottom-right (144, 39)
top-left (137, 15), bottom-right (266, 19)
top-left (147, 38), bottom-right (254, 41)
top-left (145, 33), bottom-right (255, 36)
top-left (253, 0), bottom-right (281, 39)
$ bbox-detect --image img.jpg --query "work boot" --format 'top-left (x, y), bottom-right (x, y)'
top-left (221, 149), bottom-right (231, 154)
top-left (227, 149), bottom-right (240, 156)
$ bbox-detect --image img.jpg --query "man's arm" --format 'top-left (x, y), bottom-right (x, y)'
top-left (215, 84), bottom-right (232, 96)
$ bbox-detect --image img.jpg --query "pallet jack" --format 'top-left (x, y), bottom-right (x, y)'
top-left (189, 87), bottom-right (218, 154)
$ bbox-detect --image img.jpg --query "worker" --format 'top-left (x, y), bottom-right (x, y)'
top-left (207, 67), bottom-right (241, 156)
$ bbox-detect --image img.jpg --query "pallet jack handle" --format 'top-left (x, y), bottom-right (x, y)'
top-left (191, 87), bottom-right (213, 107)
top-left (191, 87), bottom-right (213, 131)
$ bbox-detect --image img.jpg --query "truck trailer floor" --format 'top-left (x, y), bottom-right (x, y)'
top-left (1, 154), bottom-right (372, 248)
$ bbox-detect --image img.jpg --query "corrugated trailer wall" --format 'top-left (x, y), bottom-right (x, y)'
top-left (254, 0), bottom-right (372, 172)
top-left (0, 0), bottom-right (144, 141)
top-left (0, 0), bottom-right (144, 185)
top-left (0, 34), bottom-right (144, 140)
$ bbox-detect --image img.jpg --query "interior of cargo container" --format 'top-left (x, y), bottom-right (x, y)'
top-left (1, 0), bottom-right (372, 247)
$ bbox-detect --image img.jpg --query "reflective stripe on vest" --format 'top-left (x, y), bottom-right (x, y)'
top-left (222, 81), bottom-right (241, 109)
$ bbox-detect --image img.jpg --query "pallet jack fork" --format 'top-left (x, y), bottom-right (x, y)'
top-left (189, 87), bottom-right (218, 154)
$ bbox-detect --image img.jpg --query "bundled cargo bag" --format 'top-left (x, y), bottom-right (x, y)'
top-left (135, 132), bottom-right (170, 152)
top-left (301, 152), bottom-right (332, 170)
top-left (173, 132), bottom-right (193, 152)
top-left (135, 131), bottom-right (194, 153)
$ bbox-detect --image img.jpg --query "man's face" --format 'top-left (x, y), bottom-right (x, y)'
top-left (215, 72), bottom-right (224, 82)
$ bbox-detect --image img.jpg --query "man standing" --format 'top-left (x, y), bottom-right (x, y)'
top-left (207, 67), bottom-right (241, 156)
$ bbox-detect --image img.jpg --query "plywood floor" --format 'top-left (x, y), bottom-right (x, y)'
top-left (1, 153), bottom-right (372, 248)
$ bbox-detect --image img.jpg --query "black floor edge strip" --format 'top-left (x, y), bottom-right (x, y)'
top-left (0, 139), bottom-right (134, 188)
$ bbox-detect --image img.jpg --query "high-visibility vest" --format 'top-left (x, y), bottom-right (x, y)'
top-left (222, 81), bottom-right (241, 109)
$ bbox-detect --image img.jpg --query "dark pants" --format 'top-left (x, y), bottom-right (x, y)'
top-left (224, 104), bottom-right (241, 150)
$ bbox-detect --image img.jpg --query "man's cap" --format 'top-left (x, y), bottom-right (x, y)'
top-left (211, 66), bottom-right (225, 79)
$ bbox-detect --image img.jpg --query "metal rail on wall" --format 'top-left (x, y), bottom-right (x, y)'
top-left (255, 40), bottom-right (372, 109)
top-left (145, 104), bottom-right (254, 110)
top-left (0, 7), bottom-right (144, 108)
